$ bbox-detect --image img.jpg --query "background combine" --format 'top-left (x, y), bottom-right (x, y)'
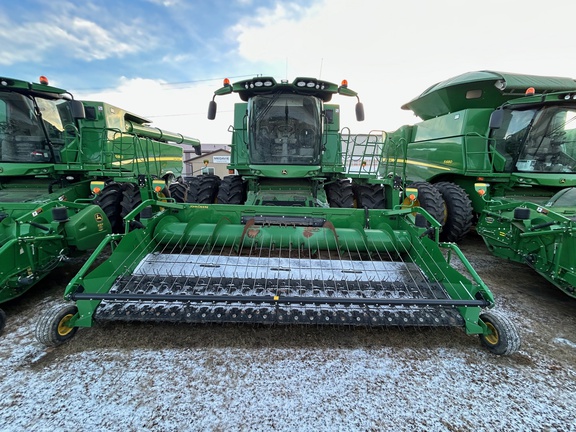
top-left (35, 77), bottom-right (520, 356)
top-left (388, 70), bottom-right (576, 298)
top-left (0, 75), bottom-right (200, 334)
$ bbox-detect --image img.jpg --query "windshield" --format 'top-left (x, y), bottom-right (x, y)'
top-left (248, 93), bottom-right (322, 165)
top-left (0, 91), bottom-right (74, 162)
top-left (492, 106), bottom-right (576, 173)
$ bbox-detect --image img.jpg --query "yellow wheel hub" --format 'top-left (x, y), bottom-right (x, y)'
top-left (484, 322), bottom-right (499, 345)
top-left (57, 314), bottom-right (74, 337)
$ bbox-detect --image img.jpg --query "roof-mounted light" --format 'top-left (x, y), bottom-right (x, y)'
top-left (525, 87), bottom-right (535, 96)
top-left (341, 79), bottom-right (348, 87)
top-left (223, 78), bottom-right (230, 86)
top-left (39, 76), bottom-right (49, 85)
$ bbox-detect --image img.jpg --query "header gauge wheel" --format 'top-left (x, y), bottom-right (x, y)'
top-left (35, 304), bottom-right (79, 347)
top-left (479, 311), bottom-right (521, 355)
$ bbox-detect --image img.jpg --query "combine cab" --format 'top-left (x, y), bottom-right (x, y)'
top-left (36, 77), bottom-right (520, 355)
top-left (389, 70), bottom-right (576, 298)
top-left (0, 76), bottom-right (200, 334)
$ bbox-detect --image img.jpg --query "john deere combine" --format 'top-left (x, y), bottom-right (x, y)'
top-left (0, 75), bottom-right (200, 334)
top-left (388, 70), bottom-right (576, 297)
top-left (36, 77), bottom-right (520, 355)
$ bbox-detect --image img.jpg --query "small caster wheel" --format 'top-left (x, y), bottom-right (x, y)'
top-left (35, 304), bottom-right (79, 347)
top-left (479, 311), bottom-right (521, 355)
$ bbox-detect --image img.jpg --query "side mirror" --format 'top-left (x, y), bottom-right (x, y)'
top-left (208, 100), bottom-right (217, 120)
top-left (355, 102), bottom-right (365, 122)
top-left (489, 109), bottom-right (504, 129)
top-left (69, 100), bottom-right (86, 119)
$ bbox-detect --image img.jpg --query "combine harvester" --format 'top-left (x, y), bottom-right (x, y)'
top-left (36, 77), bottom-right (520, 355)
top-left (0, 75), bottom-right (200, 334)
top-left (389, 70), bottom-right (576, 298)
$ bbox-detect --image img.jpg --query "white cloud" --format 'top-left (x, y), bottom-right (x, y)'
top-left (0, 8), bottom-right (156, 65)
top-left (75, 77), bottom-right (237, 145)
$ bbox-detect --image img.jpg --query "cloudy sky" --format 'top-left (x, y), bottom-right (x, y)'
top-left (3, 0), bottom-right (576, 144)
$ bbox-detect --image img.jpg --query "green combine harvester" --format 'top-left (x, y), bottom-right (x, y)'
top-left (36, 77), bottom-right (520, 355)
top-left (0, 75), bottom-right (200, 334)
top-left (388, 70), bottom-right (576, 298)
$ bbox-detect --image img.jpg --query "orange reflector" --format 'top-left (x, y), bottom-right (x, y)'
top-left (525, 87), bottom-right (535, 96)
top-left (39, 75), bottom-right (49, 85)
top-left (477, 177), bottom-right (484, 181)
top-left (478, 189), bottom-right (486, 196)
top-left (223, 78), bottom-right (230, 86)
top-left (93, 187), bottom-right (101, 194)
top-left (409, 194), bottom-right (416, 201)
top-left (154, 186), bottom-right (162, 192)
top-left (341, 79), bottom-right (348, 87)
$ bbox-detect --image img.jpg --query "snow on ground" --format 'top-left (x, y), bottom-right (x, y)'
top-left (1, 298), bottom-right (575, 432)
top-left (1, 236), bottom-right (576, 432)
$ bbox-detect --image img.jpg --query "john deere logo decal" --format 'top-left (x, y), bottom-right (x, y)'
top-left (282, 169), bottom-right (287, 175)
top-left (95, 213), bottom-right (104, 222)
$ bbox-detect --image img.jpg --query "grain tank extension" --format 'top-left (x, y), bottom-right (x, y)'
top-left (36, 77), bottom-right (520, 355)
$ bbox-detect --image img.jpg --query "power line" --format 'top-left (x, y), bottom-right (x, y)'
top-left (145, 109), bottom-right (234, 119)
top-left (73, 74), bottom-right (258, 92)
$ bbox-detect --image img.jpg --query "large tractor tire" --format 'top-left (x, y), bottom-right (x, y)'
top-left (94, 181), bottom-right (124, 233)
top-left (168, 181), bottom-right (188, 203)
top-left (406, 181), bottom-right (445, 226)
top-left (434, 181), bottom-right (473, 243)
top-left (120, 183), bottom-right (142, 230)
top-left (353, 183), bottom-right (386, 209)
top-left (186, 176), bottom-right (200, 202)
top-left (326, 179), bottom-right (355, 208)
top-left (188, 175), bottom-right (221, 204)
top-left (216, 175), bottom-right (246, 204)
top-left (35, 304), bottom-right (79, 347)
top-left (479, 311), bottom-right (521, 355)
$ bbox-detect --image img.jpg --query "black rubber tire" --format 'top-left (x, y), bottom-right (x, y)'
top-left (353, 183), bottom-right (386, 209)
top-left (188, 175), bottom-right (221, 203)
top-left (0, 308), bottom-right (6, 336)
top-left (216, 175), bottom-right (246, 204)
top-left (120, 183), bottom-right (143, 230)
top-left (94, 182), bottom-right (124, 233)
top-left (35, 304), bottom-right (79, 347)
top-left (186, 176), bottom-right (200, 203)
top-left (168, 182), bottom-right (188, 203)
top-left (408, 181), bottom-right (446, 225)
top-left (326, 179), bottom-right (355, 208)
top-left (479, 311), bottom-right (521, 355)
top-left (434, 181), bottom-right (473, 243)
top-left (197, 175), bottom-right (221, 203)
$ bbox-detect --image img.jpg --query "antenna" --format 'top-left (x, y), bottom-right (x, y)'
top-left (319, 58), bottom-right (323, 79)
top-left (285, 58), bottom-right (288, 81)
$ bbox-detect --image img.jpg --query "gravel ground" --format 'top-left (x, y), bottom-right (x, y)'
top-left (1, 234), bottom-right (575, 431)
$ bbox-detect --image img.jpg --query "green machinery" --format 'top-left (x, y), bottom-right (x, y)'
top-left (388, 70), bottom-right (576, 297)
top-left (36, 77), bottom-right (520, 355)
top-left (0, 75), bottom-right (200, 333)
